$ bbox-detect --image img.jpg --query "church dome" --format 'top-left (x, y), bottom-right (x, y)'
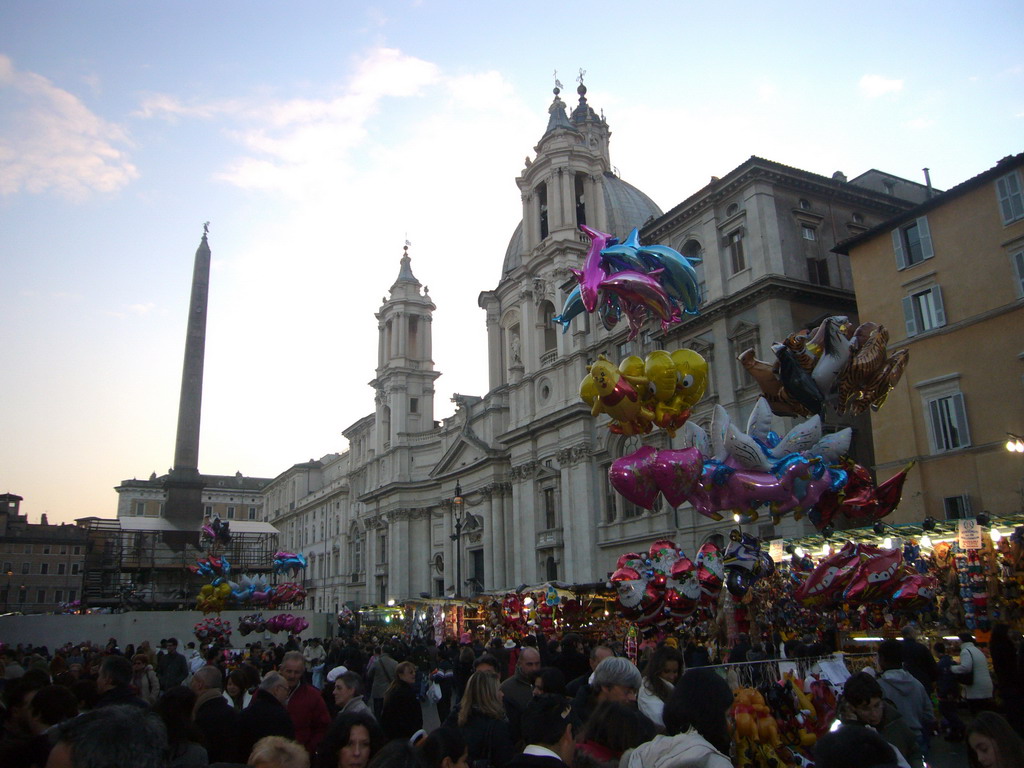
top-left (502, 171), bottom-right (663, 274)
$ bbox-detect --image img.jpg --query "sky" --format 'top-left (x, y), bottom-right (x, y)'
top-left (1, 1), bottom-right (1021, 526)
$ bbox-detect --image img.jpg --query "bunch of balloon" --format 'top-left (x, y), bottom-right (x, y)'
top-left (194, 617), bottom-right (232, 644)
top-left (738, 316), bottom-right (909, 418)
top-left (555, 225), bottom-right (703, 341)
top-left (607, 401), bottom-right (912, 531)
top-left (793, 540), bottom-right (937, 612)
top-left (609, 539), bottom-right (724, 632)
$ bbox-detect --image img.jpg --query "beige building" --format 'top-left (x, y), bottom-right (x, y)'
top-left (0, 493), bottom-right (88, 613)
top-left (835, 153), bottom-right (1024, 526)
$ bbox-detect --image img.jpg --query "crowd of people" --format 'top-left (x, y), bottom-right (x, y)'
top-left (0, 623), bottom-right (1022, 768)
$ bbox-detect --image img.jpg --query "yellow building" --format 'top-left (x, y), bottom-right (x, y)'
top-left (835, 153), bottom-right (1024, 527)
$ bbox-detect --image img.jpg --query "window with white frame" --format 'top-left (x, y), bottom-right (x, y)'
top-left (248, 506), bottom-right (257, 520)
top-left (892, 217), bottom-right (934, 269)
top-left (996, 170), bottom-right (1024, 225)
top-left (917, 374), bottom-right (971, 454)
top-left (801, 225), bottom-right (817, 241)
top-left (927, 393), bottom-right (970, 452)
top-left (902, 285), bottom-right (946, 336)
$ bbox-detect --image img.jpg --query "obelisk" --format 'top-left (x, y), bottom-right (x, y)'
top-left (163, 224), bottom-right (211, 527)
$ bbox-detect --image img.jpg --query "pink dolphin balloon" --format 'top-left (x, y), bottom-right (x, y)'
top-left (572, 224), bottom-right (617, 312)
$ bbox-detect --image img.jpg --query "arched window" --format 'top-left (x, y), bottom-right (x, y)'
top-left (726, 203), bottom-right (739, 217)
top-left (537, 183), bottom-right (549, 239)
top-left (575, 172), bottom-right (587, 227)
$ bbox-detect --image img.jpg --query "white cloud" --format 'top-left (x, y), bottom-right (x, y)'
top-left (128, 302), bottom-right (156, 315)
top-left (0, 55), bottom-right (138, 200)
top-left (858, 74), bottom-right (904, 98)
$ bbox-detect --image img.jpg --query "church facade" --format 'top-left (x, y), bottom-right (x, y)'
top-left (259, 84), bottom-right (929, 612)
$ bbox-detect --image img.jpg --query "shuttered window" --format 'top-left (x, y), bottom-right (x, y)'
top-left (996, 171), bottom-right (1024, 225)
top-left (927, 393), bottom-right (970, 452)
top-left (902, 285), bottom-right (946, 337)
top-left (892, 216), bottom-right (934, 269)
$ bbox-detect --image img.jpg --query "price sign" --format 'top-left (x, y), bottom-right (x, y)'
top-left (958, 518), bottom-right (982, 550)
top-left (769, 539), bottom-right (784, 562)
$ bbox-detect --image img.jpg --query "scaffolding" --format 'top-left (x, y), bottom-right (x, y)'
top-left (82, 517), bottom-right (280, 610)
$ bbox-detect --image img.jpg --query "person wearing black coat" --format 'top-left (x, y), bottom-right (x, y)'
top-left (900, 627), bottom-right (938, 693)
top-left (379, 662), bottom-right (423, 742)
top-left (505, 694), bottom-right (574, 768)
top-left (190, 665), bottom-right (241, 764)
top-left (553, 635), bottom-right (590, 685)
top-left (95, 656), bottom-right (148, 710)
top-left (238, 673), bottom-right (295, 761)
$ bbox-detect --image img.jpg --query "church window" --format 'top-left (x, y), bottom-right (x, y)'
top-left (727, 230), bottom-right (746, 273)
top-left (681, 240), bottom-right (706, 304)
top-left (602, 466), bottom-right (617, 523)
top-left (408, 315), bottom-right (419, 355)
top-left (537, 183), bottom-right (549, 239)
top-left (731, 325), bottom-right (760, 388)
top-left (807, 258), bottom-right (830, 286)
top-left (540, 302), bottom-right (558, 357)
top-left (543, 488), bottom-right (557, 530)
top-left (410, 397), bottom-right (419, 414)
top-left (545, 554), bottom-right (558, 582)
top-left (575, 173), bottom-right (587, 227)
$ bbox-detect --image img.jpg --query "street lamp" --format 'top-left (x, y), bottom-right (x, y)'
top-left (450, 483), bottom-right (465, 600)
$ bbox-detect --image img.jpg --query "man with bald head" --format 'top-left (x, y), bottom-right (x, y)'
top-left (501, 647), bottom-right (542, 713)
top-left (499, 645), bottom-right (542, 746)
top-left (190, 664), bottom-right (241, 763)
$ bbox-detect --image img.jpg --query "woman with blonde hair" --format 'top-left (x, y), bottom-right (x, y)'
top-left (456, 670), bottom-right (514, 768)
top-left (380, 661), bottom-right (423, 741)
top-left (250, 735), bottom-right (310, 768)
top-left (131, 653), bottom-right (161, 705)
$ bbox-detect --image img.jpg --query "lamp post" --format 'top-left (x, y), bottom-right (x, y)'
top-left (451, 483), bottom-right (465, 600)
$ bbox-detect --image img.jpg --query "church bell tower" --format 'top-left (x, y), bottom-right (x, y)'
top-left (370, 244), bottom-right (440, 453)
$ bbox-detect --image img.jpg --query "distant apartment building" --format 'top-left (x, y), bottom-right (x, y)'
top-left (835, 153), bottom-right (1024, 526)
top-left (0, 493), bottom-right (88, 613)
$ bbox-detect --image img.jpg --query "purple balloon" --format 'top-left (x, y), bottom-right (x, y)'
top-left (572, 224), bottom-right (617, 312)
top-left (609, 446), bottom-right (660, 509)
top-left (650, 447), bottom-right (704, 508)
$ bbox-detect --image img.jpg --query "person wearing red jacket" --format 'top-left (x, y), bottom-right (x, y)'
top-left (280, 650), bottom-right (331, 756)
